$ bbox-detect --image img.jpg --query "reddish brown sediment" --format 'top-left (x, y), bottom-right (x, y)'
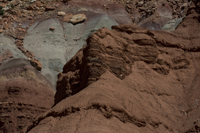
top-left (27, 4), bottom-right (200, 133)
top-left (0, 58), bottom-right (54, 133)
top-left (0, 0), bottom-right (200, 133)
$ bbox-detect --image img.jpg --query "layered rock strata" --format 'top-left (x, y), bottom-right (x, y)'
top-left (27, 5), bottom-right (200, 133)
top-left (0, 58), bottom-right (54, 133)
top-left (23, 0), bottom-right (132, 89)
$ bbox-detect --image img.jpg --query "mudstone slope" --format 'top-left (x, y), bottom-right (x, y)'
top-left (0, 34), bottom-right (54, 133)
top-left (0, 58), bottom-right (54, 133)
top-left (0, 0), bottom-right (194, 89)
top-left (28, 3), bottom-right (200, 133)
top-left (0, 0), bottom-right (200, 133)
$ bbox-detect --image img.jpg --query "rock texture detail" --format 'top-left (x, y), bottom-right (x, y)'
top-left (27, 5), bottom-right (200, 133)
top-left (0, 0), bottom-right (200, 133)
top-left (23, 1), bottom-right (132, 89)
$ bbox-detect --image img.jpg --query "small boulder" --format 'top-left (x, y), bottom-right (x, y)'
top-left (181, 3), bottom-right (189, 9)
top-left (137, 1), bottom-right (144, 7)
top-left (30, 59), bottom-right (42, 71)
top-left (69, 14), bottom-right (87, 24)
top-left (45, 6), bottom-right (55, 11)
top-left (26, 4), bottom-right (35, 10)
top-left (57, 11), bottom-right (66, 16)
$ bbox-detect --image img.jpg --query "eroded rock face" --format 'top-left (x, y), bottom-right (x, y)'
top-left (27, 6), bottom-right (200, 133)
top-left (1, 0), bottom-right (200, 133)
top-left (54, 24), bottom-right (159, 104)
top-left (23, 1), bottom-right (132, 89)
top-left (0, 58), bottom-right (54, 133)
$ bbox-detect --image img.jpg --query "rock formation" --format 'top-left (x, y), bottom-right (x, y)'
top-left (0, 0), bottom-right (200, 133)
top-left (22, 0), bottom-right (132, 89)
top-left (26, 2), bottom-right (200, 133)
top-left (0, 0), bottom-right (193, 89)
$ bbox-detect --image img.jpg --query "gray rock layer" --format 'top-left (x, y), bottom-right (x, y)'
top-left (23, 6), bottom-right (131, 89)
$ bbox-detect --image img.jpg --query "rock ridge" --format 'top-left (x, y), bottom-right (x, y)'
top-left (26, 6), bottom-right (200, 133)
top-left (55, 17), bottom-right (200, 104)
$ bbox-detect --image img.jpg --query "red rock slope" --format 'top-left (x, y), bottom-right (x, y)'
top-left (27, 4), bottom-right (200, 133)
top-left (0, 59), bottom-right (54, 133)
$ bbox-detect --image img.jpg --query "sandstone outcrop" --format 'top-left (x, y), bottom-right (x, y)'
top-left (27, 4), bottom-right (200, 133)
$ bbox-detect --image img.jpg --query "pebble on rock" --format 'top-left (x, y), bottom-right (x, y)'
top-left (49, 27), bottom-right (55, 31)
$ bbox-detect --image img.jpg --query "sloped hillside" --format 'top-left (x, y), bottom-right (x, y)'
top-left (27, 4), bottom-right (200, 133)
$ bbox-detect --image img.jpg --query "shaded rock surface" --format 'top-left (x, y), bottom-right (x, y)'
top-left (27, 5), bottom-right (200, 133)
